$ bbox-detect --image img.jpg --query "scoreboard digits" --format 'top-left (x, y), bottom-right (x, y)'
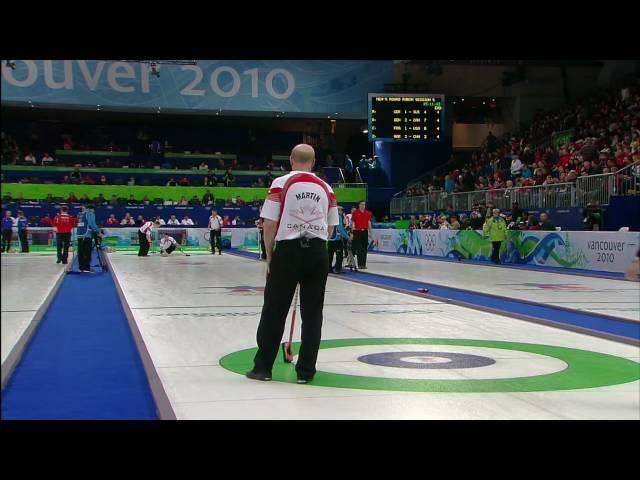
top-left (368, 93), bottom-right (445, 142)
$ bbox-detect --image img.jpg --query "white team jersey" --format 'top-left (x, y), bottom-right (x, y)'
top-left (160, 236), bottom-right (177, 250)
top-left (260, 171), bottom-right (338, 241)
top-left (139, 221), bottom-right (154, 235)
top-left (167, 219), bottom-right (180, 225)
top-left (181, 219), bottom-right (194, 225)
top-left (209, 215), bottom-right (222, 230)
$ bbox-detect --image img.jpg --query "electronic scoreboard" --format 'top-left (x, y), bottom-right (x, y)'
top-left (368, 93), bottom-right (445, 142)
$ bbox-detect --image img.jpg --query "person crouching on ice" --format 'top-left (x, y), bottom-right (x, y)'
top-left (160, 233), bottom-right (178, 257)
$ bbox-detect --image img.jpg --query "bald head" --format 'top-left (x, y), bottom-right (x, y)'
top-left (290, 144), bottom-right (316, 171)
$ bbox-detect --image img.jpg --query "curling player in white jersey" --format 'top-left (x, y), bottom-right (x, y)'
top-left (246, 144), bottom-right (338, 384)
top-left (159, 233), bottom-right (178, 256)
top-left (138, 217), bottom-right (160, 257)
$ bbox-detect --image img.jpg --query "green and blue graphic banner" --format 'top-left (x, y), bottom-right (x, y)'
top-left (370, 229), bottom-right (640, 274)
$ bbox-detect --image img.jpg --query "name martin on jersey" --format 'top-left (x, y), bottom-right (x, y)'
top-left (295, 192), bottom-right (321, 202)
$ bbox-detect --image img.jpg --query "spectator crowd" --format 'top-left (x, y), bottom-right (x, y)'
top-left (5, 164), bottom-right (285, 189)
top-left (1, 187), bottom-right (266, 228)
top-left (405, 201), bottom-right (557, 232)
top-left (402, 84), bottom-right (640, 198)
top-left (1, 205), bottom-right (254, 230)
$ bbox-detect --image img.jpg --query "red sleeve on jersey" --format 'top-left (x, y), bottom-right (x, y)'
top-left (328, 192), bottom-right (337, 208)
top-left (267, 187), bottom-right (283, 202)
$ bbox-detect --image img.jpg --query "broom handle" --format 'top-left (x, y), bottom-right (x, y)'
top-left (288, 285), bottom-right (299, 345)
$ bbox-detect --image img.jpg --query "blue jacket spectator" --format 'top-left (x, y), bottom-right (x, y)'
top-left (344, 155), bottom-right (353, 173)
top-left (445, 174), bottom-right (455, 193)
top-left (77, 207), bottom-right (99, 238)
top-left (330, 213), bottom-right (349, 241)
top-left (2, 213), bottom-right (14, 231)
top-left (16, 215), bottom-right (28, 231)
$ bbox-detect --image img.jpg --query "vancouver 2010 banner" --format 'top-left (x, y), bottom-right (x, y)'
top-left (369, 229), bottom-right (639, 274)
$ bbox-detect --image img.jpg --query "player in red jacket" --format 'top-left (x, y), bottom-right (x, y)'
top-left (52, 206), bottom-right (76, 264)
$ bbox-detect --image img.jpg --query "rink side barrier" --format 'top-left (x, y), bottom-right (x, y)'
top-left (12, 227), bottom-right (640, 275)
top-left (369, 229), bottom-right (639, 275)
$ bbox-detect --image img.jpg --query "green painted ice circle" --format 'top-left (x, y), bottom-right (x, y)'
top-left (220, 338), bottom-right (640, 392)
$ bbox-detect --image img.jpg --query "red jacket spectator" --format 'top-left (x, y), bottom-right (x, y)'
top-left (67, 193), bottom-right (78, 203)
top-left (179, 177), bottom-right (191, 186)
top-left (53, 212), bottom-right (76, 233)
top-left (40, 215), bottom-right (53, 226)
top-left (352, 208), bottom-right (373, 231)
top-left (105, 215), bottom-right (119, 226)
top-left (222, 216), bottom-right (231, 226)
top-left (615, 147), bottom-right (629, 167)
top-left (557, 152), bottom-right (572, 169)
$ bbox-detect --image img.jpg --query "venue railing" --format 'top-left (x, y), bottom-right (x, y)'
top-left (391, 161), bottom-right (639, 215)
